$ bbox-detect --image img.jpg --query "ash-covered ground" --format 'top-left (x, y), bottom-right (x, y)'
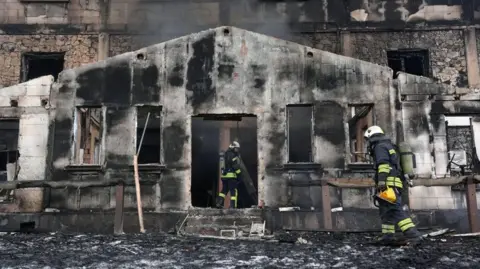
top-left (0, 231), bottom-right (478, 269)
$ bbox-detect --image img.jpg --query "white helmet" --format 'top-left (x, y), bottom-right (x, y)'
top-left (364, 125), bottom-right (384, 139)
top-left (229, 141), bottom-right (240, 148)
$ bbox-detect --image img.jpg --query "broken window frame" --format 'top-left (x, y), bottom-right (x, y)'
top-left (136, 105), bottom-right (163, 165)
top-left (347, 104), bottom-right (374, 164)
top-left (286, 104), bottom-right (314, 163)
top-left (0, 118), bottom-right (20, 202)
top-left (445, 115), bottom-right (474, 175)
top-left (386, 49), bottom-right (430, 79)
top-left (71, 106), bottom-right (105, 165)
top-left (20, 52), bottom-right (66, 83)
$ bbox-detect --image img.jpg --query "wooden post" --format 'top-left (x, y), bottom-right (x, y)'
top-left (321, 179), bottom-right (333, 230)
top-left (219, 122), bottom-right (231, 208)
top-left (133, 155), bottom-right (145, 233)
top-left (466, 176), bottom-right (479, 233)
top-left (114, 182), bottom-right (124, 235)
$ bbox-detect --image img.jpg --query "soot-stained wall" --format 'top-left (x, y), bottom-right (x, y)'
top-left (48, 26), bottom-right (395, 210)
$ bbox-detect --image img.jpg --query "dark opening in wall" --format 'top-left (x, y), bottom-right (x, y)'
top-left (136, 106), bottom-right (162, 164)
top-left (21, 52), bottom-right (65, 82)
top-left (0, 119), bottom-right (20, 201)
top-left (191, 115), bottom-right (258, 209)
top-left (387, 49), bottom-right (429, 79)
top-left (348, 104), bottom-right (374, 163)
top-left (73, 107), bottom-right (103, 165)
top-left (287, 105), bottom-right (312, 163)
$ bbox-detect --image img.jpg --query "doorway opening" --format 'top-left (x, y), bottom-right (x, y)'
top-left (191, 114), bottom-right (258, 209)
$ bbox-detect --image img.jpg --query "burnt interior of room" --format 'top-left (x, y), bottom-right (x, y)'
top-left (21, 52), bottom-right (65, 82)
top-left (136, 106), bottom-right (162, 164)
top-left (191, 115), bottom-right (258, 208)
top-left (0, 119), bottom-right (20, 201)
top-left (287, 105), bottom-right (313, 163)
top-left (348, 104), bottom-right (374, 163)
top-left (445, 116), bottom-right (474, 175)
top-left (73, 107), bottom-right (103, 165)
top-left (387, 49), bottom-right (429, 79)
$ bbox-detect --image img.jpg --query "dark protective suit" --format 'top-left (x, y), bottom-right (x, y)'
top-left (216, 148), bottom-right (242, 208)
top-left (369, 134), bottom-right (421, 240)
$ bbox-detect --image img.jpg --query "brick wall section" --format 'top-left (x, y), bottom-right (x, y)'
top-left (0, 35), bottom-right (98, 87)
top-left (350, 30), bottom-right (467, 87)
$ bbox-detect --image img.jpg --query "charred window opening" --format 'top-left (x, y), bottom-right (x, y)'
top-left (287, 105), bottom-right (313, 163)
top-left (387, 50), bottom-right (429, 79)
top-left (73, 107), bottom-right (103, 165)
top-left (348, 104), bottom-right (374, 163)
top-left (21, 52), bottom-right (65, 82)
top-left (0, 119), bottom-right (20, 201)
top-left (136, 106), bottom-right (162, 164)
top-left (445, 116), bottom-right (473, 175)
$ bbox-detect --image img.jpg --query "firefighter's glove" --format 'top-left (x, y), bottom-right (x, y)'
top-left (376, 179), bottom-right (387, 193)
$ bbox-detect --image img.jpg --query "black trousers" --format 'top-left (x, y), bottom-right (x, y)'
top-left (218, 178), bottom-right (239, 208)
top-left (377, 187), bottom-right (416, 234)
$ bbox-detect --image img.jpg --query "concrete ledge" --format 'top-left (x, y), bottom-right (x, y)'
top-left (0, 208), bottom-right (477, 234)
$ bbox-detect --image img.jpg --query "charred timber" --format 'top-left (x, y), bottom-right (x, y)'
top-left (287, 176), bottom-right (480, 188)
top-left (0, 179), bottom-right (159, 190)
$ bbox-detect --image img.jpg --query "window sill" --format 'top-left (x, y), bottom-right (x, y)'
top-left (129, 164), bottom-right (167, 173)
top-left (65, 164), bottom-right (103, 173)
top-left (282, 163), bottom-right (323, 171)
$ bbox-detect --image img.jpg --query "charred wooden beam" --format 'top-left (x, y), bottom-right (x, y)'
top-left (466, 176), bottom-right (479, 233)
top-left (288, 176), bottom-right (480, 188)
top-left (114, 182), bottom-right (125, 235)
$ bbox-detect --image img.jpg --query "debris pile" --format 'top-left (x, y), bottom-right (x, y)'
top-left (0, 231), bottom-right (478, 268)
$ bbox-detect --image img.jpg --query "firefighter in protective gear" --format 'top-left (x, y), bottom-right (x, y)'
top-left (365, 126), bottom-right (423, 245)
top-left (216, 141), bottom-right (243, 209)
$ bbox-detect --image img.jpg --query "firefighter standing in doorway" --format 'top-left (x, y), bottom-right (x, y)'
top-left (216, 141), bottom-right (243, 209)
top-left (364, 126), bottom-right (423, 245)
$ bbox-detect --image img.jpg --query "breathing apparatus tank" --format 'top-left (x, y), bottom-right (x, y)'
top-left (398, 141), bottom-right (416, 179)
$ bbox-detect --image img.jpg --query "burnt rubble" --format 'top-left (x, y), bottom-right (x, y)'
top-left (0, 232), bottom-right (478, 268)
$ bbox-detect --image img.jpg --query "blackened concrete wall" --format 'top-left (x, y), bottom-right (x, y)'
top-left (49, 26), bottom-right (395, 210)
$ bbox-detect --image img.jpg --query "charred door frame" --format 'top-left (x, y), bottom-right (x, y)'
top-left (190, 114), bottom-right (259, 208)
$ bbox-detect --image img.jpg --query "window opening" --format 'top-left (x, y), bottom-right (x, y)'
top-left (445, 116), bottom-right (473, 176)
top-left (348, 104), bottom-right (374, 163)
top-left (21, 52), bottom-right (65, 82)
top-left (73, 107), bottom-right (103, 164)
top-left (136, 106), bottom-right (162, 164)
top-left (387, 49), bottom-right (429, 79)
top-left (287, 105), bottom-right (313, 163)
top-left (0, 119), bottom-right (20, 202)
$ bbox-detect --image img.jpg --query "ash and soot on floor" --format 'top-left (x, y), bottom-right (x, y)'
top-left (0, 231), bottom-right (478, 269)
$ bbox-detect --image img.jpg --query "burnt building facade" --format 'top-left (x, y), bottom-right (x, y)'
top-left (0, 0), bottom-right (480, 233)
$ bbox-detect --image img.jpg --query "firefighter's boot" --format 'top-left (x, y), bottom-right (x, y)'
top-left (375, 233), bottom-right (396, 245)
top-left (403, 228), bottom-right (423, 246)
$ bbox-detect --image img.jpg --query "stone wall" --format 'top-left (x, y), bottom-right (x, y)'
top-left (0, 75), bottom-right (53, 213)
top-left (350, 30), bottom-right (467, 87)
top-left (0, 35), bottom-right (98, 87)
top-left (109, 35), bottom-right (133, 57)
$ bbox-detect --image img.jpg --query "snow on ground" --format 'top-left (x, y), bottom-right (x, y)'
top-left (0, 232), bottom-right (478, 269)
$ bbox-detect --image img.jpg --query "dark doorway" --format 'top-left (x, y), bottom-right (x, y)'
top-left (191, 115), bottom-right (258, 208)
top-left (21, 52), bottom-right (65, 82)
top-left (387, 49), bottom-right (429, 79)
